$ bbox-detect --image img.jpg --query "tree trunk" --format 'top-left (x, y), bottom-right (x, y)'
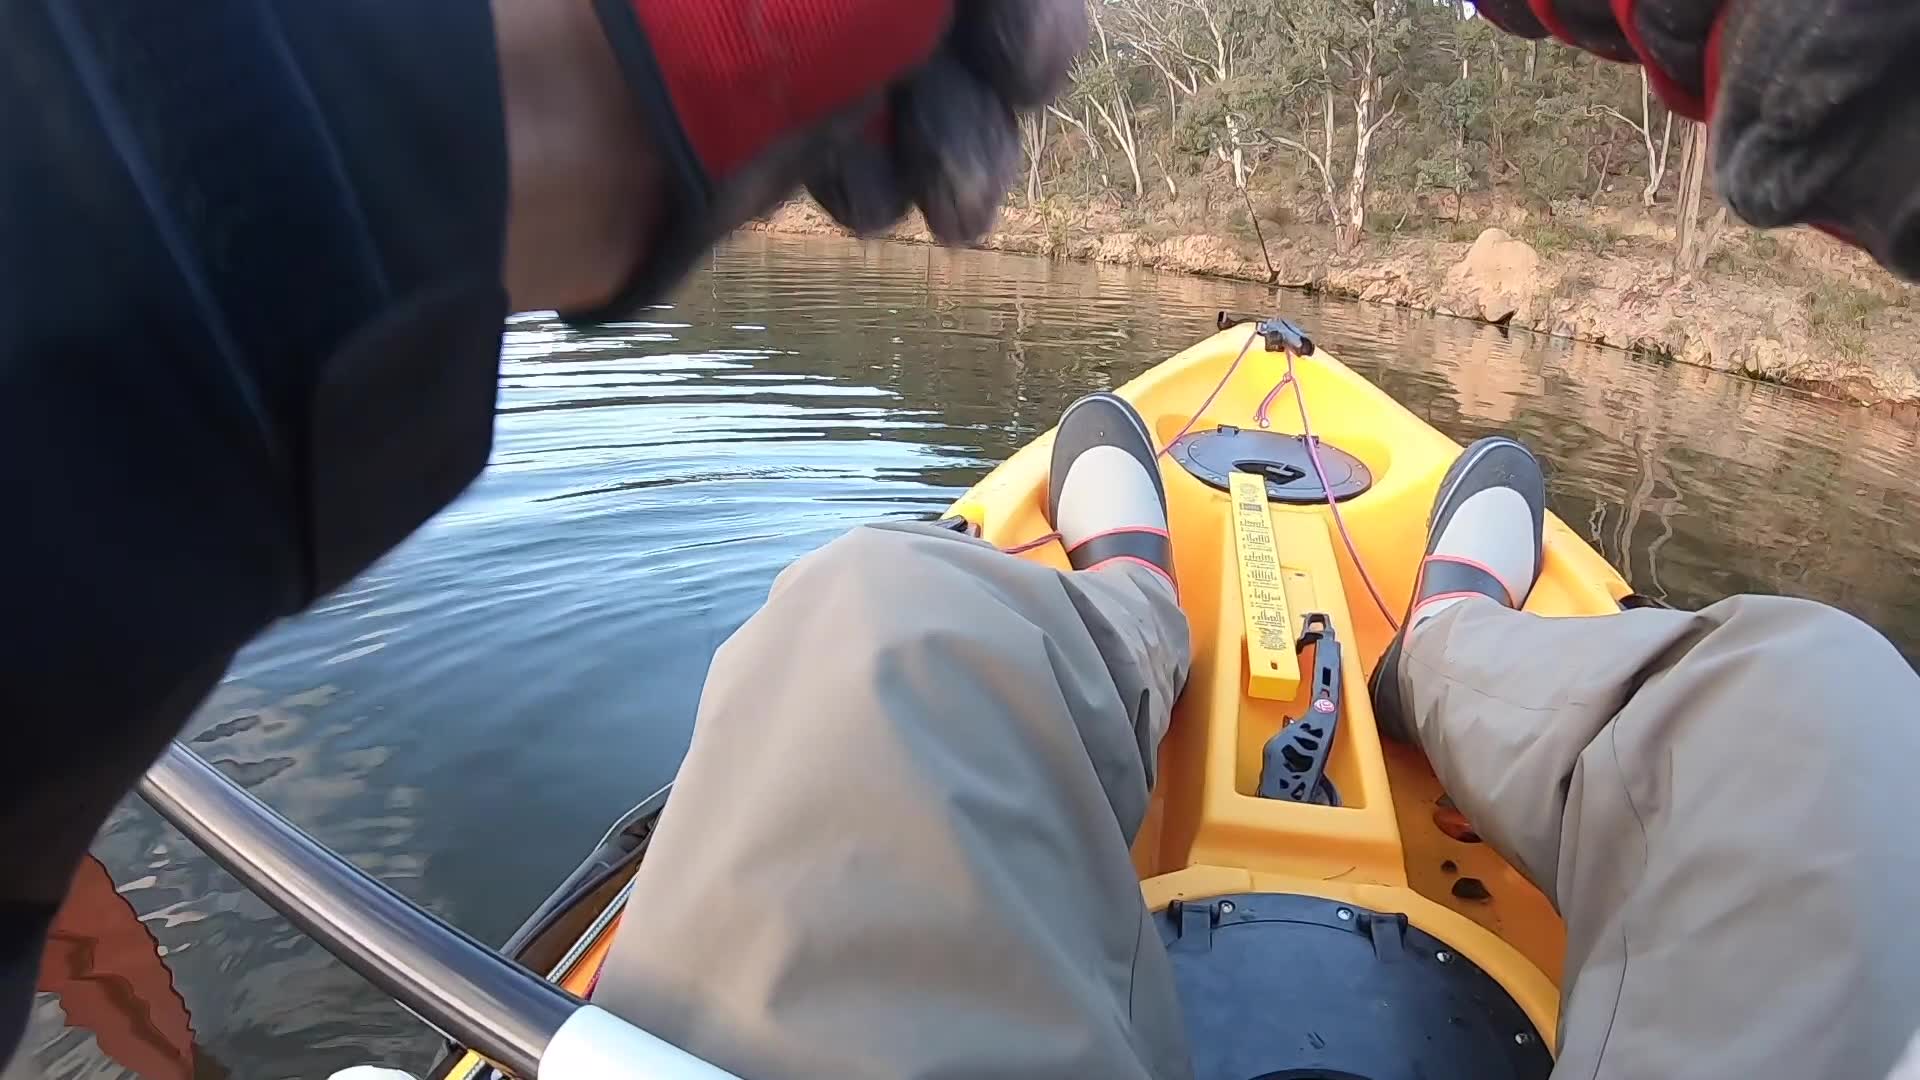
top-left (1346, 89), bottom-right (1374, 249)
top-left (1321, 83), bottom-right (1340, 228)
top-left (1638, 69), bottom-right (1673, 208)
top-left (1226, 115), bottom-right (1250, 191)
top-left (1045, 105), bottom-right (1106, 194)
top-left (1089, 94), bottom-right (1145, 200)
top-left (1334, 222), bottom-right (1358, 256)
top-left (1673, 120), bottom-right (1710, 272)
top-left (1643, 109), bottom-right (1674, 208)
top-left (1022, 111), bottom-right (1047, 205)
top-left (1525, 40), bottom-right (1538, 77)
top-left (1343, 30), bottom-right (1385, 255)
top-left (1152, 150), bottom-right (1178, 198)
top-left (1592, 136), bottom-right (1615, 202)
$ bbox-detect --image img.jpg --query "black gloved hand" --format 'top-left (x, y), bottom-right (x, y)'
top-left (1476, 0), bottom-right (1920, 279)
top-left (808, 0), bottom-right (1087, 244)
top-left (582, 0), bottom-right (1086, 320)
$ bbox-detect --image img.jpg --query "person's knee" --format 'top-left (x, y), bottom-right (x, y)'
top-left (1712, 595), bottom-right (1902, 662)
top-left (722, 524), bottom-right (1060, 725)
top-left (777, 523), bottom-right (977, 597)
top-left (756, 523), bottom-right (1017, 657)
top-left (1698, 594), bottom-right (1912, 723)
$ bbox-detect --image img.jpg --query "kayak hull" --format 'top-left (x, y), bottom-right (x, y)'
top-left (438, 322), bottom-right (1632, 1077)
top-left (949, 324), bottom-right (1630, 1045)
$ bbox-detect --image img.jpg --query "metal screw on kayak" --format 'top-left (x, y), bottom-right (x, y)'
top-left (1435, 950), bottom-right (1453, 964)
top-left (1218, 901), bottom-right (1235, 914)
top-left (1336, 907), bottom-right (1353, 921)
top-left (1515, 1033), bottom-right (1533, 1046)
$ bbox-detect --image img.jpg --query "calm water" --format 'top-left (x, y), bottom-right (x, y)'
top-left (17, 233), bottom-right (1920, 1079)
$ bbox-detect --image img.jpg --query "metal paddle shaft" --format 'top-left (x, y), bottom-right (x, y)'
top-left (139, 741), bottom-right (739, 1079)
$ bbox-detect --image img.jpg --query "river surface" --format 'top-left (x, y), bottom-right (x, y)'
top-left (16, 233), bottom-right (1920, 1079)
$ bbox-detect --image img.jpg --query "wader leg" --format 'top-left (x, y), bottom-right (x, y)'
top-left (1396, 595), bottom-right (1920, 1080)
top-left (591, 522), bottom-right (1194, 1080)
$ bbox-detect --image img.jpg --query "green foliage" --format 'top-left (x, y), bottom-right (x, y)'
top-left (1703, 229), bottom-right (1796, 284)
top-left (1412, 152), bottom-right (1473, 196)
top-left (1811, 281), bottom-right (1898, 362)
top-left (1529, 221), bottom-right (1627, 256)
top-left (1035, 0), bottom-right (1707, 247)
top-left (1407, 77), bottom-right (1480, 197)
top-left (1807, 280), bottom-right (1893, 358)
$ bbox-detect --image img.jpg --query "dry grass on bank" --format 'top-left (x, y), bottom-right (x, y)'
top-left (753, 185), bottom-right (1920, 401)
top-left (1806, 280), bottom-right (1896, 360)
top-left (1341, 190), bottom-right (1908, 364)
top-left (1705, 231), bottom-right (1907, 360)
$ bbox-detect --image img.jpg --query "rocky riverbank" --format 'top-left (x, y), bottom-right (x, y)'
top-left (748, 200), bottom-right (1920, 406)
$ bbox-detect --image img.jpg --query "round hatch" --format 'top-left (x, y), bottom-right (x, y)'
top-left (1170, 426), bottom-right (1372, 504)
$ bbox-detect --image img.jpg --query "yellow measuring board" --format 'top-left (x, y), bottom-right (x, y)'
top-left (1229, 471), bottom-right (1300, 699)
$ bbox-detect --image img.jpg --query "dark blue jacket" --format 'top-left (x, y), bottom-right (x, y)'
top-left (0, 0), bottom-right (509, 1056)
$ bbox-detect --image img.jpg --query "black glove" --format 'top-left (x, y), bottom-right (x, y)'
top-left (810, 0), bottom-right (1086, 243)
top-left (1476, 0), bottom-right (1920, 278)
top-left (583, 0), bottom-right (1087, 320)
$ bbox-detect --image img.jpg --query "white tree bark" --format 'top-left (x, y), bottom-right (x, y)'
top-left (1151, 150), bottom-right (1179, 197)
top-left (1330, 4), bottom-right (1399, 254)
top-left (1643, 82), bottom-right (1675, 207)
top-left (1267, 1), bottom-right (1405, 251)
top-left (1046, 103), bottom-right (1110, 193)
top-left (1088, 95), bottom-right (1145, 198)
top-left (1225, 114), bottom-right (1250, 191)
top-left (1109, 0), bottom-right (1212, 89)
top-left (1092, 11), bottom-right (1146, 199)
top-left (1342, 44), bottom-right (1379, 251)
top-left (1674, 119), bottom-right (1711, 271)
top-left (1109, 0), bottom-right (1249, 189)
top-left (1592, 69), bottom-right (1675, 208)
top-left (1271, 67), bottom-right (1342, 231)
top-left (1021, 111), bottom-right (1048, 205)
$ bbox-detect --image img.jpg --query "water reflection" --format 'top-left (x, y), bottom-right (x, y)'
top-left (22, 232), bottom-right (1919, 1079)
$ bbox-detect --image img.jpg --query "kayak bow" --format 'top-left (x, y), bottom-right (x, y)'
top-left (147, 315), bottom-right (1634, 1080)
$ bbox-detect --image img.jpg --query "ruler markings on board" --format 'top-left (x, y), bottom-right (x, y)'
top-left (1230, 471), bottom-right (1300, 700)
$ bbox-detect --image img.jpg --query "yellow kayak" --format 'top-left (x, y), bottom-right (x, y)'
top-left (435, 317), bottom-right (1634, 1079)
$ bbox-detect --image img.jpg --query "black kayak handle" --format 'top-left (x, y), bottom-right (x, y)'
top-left (1257, 614), bottom-right (1342, 804)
